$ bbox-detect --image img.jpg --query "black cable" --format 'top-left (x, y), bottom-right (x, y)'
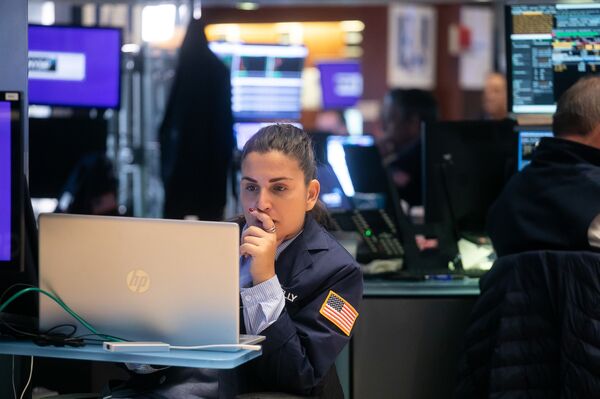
top-left (71, 332), bottom-right (128, 342)
top-left (0, 285), bottom-right (125, 347)
top-left (44, 324), bottom-right (77, 337)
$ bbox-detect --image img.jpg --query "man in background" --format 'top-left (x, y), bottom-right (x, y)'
top-left (481, 72), bottom-right (508, 120)
top-left (314, 110), bottom-right (348, 136)
top-left (487, 76), bottom-right (600, 256)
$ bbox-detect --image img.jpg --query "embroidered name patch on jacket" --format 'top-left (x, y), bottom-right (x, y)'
top-left (319, 290), bottom-right (358, 336)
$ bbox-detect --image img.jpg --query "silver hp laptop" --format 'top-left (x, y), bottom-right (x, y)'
top-left (39, 213), bottom-right (262, 348)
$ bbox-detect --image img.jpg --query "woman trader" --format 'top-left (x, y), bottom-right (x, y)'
top-left (232, 123), bottom-right (363, 397)
top-left (117, 124), bottom-right (362, 398)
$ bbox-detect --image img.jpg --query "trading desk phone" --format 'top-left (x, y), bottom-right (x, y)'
top-left (331, 209), bottom-right (404, 264)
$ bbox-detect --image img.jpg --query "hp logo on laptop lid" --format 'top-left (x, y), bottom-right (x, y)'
top-left (127, 269), bottom-right (150, 293)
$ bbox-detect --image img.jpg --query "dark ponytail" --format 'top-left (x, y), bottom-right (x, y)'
top-left (241, 124), bottom-right (333, 228)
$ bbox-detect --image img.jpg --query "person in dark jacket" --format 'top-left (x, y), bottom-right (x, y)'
top-left (116, 124), bottom-right (363, 398)
top-left (159, 18), bottom-right (234, 221)
top-left (455, 76), bottom-right (600, 399)
top-left (379, 89), bottom-right (438, 206)
top-left (487, 75), bottom-right (600, 256)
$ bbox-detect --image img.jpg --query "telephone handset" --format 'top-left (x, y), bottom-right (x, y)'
top-left (330, 209), bottom-right (404, 264)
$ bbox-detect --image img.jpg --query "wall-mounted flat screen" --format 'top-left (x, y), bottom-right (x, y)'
top-left (28, 25), bottom-right (121, 109)
top-left (317, 61), bottom-right (363, 109)
top-left (506, 4), bottom-right (600, 114)
top-left (209, 42), bottom-right (307, 120)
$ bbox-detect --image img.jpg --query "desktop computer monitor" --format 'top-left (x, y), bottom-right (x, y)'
top-left (317, 163), bottom-right (353, 212)
top-left (518, 128), bottom-right (553, 171)
top-left (28, 24), bottom-right (121, 109)
top-left (323, 135), bottom-right (411, 263)
top-left (324, 135), bottom-right (457, 272)
top-left (423, 120), bottom-right (517, 238)
top-left (325, 135), bottom-right (392, 205)
top-left (506, 3), bottom-right (600, 114)
top-left (0, 92), bottom-right (22, 270)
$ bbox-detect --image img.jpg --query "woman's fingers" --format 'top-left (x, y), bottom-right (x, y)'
top-left (242, 235), bottom-right (263, 247)
top-left (240, 242), bottom-right (256, 257)
top-left (248, 208), bottom-right (276, 232)
top-left (242, 225), bottom-right (269, 239)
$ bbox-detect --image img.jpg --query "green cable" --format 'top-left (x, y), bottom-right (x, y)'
top-left (0, 287), bottom-right (122, 342)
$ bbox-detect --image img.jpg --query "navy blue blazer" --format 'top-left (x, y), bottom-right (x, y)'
top-left (229, 213), bottom-right (363, 396)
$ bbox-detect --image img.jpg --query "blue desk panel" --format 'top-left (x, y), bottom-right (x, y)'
top-left (0, 341), bottom-right (260, 369)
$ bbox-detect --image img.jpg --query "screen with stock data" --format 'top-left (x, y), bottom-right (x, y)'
top-left (507, 4), bottom-right (600, 114)
top-left (209, 42), bottom-right (307, 120)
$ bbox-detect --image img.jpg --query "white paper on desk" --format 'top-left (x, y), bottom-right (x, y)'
top-left (458, 239), bottom-right (494, 270)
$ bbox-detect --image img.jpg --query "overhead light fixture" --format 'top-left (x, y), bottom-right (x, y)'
top-left (340, 20), bottom-right (365, 33)
top-left (41, 1), bottom-right (55, 25)
top-left (345, 32), bottom-right (363, 45)
top-left (237, 2), bottom-right (259, 11)
top-left (193, 0), bottom-right (202, 19)
top-left (121, 43), bottom-right (141, 53)
top-left (178, 4), bottom-right (189, 22)
top-left (141, 4), bottom-right (176, 43)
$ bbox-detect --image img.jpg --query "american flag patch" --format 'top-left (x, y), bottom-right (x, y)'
top-left (319, 290), bottom-right (358, 336)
